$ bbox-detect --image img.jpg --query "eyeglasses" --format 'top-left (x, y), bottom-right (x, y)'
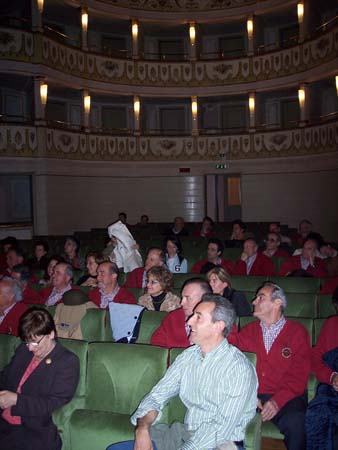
top-left (25, 335), bottom-right (45, 347)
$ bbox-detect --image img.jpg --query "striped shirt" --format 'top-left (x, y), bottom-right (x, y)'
top-left (131, 339), bottom-right (258, 449)
top-left (260, 315), bottom-right (286, 353)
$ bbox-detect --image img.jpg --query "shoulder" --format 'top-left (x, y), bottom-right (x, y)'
top-left (284, 319), bottom-right (309, 339)
top-left (53, 342), bottom-right (80, 367)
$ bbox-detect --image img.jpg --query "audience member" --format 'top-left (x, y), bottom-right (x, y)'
top-left (0, 278), bottom-right (27, 336)
top-left (294, 219), bottom-right (312, 247)
top-left (319, 243), bottom-right (338, 277)
top-left (138, 266), bottom-right (180, 312)
top-left (232, 282), bottom-right (311, 450)
top-left (39, 255), bottom-right (65, 287)
top-left (151, 278), bottom-right (212, 348)
top-left (124, 247), bottom-right (165, 289)
top-left (3, 247), bottom-right (25, 278)
top-left (262, 233), bottom-right (290, 258)
top-left (268, 222), bottom-right (292, 247)
top-left (63, 236), bottom-right (83, 270)
top-left (27, 240), bottom-right (49, 271)
top-left (118, 212), bottom-right (130, 227)
top-left (11, 265), bottom-right (41, 304)
top-left (107, 296), bottom-right (257, 450)
top-left (164, 235), bottom-right (187, 274)
top-left (138, 214), bottom-right (149, 226)
top-left (192, 238), bottom-right (233, 274)
top-left (164, 216), bottom-right (189, 237)
top-left (102, 236), bottom-right (117, 263)
top-left (192, 216), bottom-right (215, 239)
top-left (77, 251), bottom-right (104, 287)
top-left (88, 261), bottom-right (136, 309)
top-left (279, 238), bottom-right (328, 277)
top-left (230, 219), bottom-right (247, 241)
top-left (320, 276), bottom-right (338, 295)
top-left (39, 262), bottom-right (76, 307)
top-left (206, 266), bottom-right (251, 316)
top-left (233, 238), bottom-right (275, 276)
top-left (0, 236), bottom-right (19, 274)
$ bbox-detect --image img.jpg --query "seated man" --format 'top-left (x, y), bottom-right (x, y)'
top-left (294, 219), bottom-right (312, 248)
top-left (164, 216), bottom-right (189, 237)
top-left (0, 279), bottom-right (27, 336)
top-left (192, 238), bottom-right (233, 274)
top-left (233, 238), bottom-right (275, 276)
top-left (89, 261), bottom-right (136, 309)
top-left (2, 247), bottom-right (25, 278)
top-left (268, 222), bottom-right (292, 247)
top-left (262, 233), bottom-right (290, 258)
top-left (279, 238), bottom-right (328, 277)
top-left (232, 282), bottom-right (311, 450)
top-left (319, 243), bottom-right (338, 277)
top-left (124, 247), bottom-right (165, 289)
top-left (0, 236), bottom-right (19, 275)
top-left (39, 262), bottom-right (76, 306)
top-left (11, 264), bottom-right (41, 304)
top-left (151, 277), bottom-right (212, 348)
top-left (108, 295), bottom-right (258, 450)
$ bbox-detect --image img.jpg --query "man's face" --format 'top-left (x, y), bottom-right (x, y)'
top-left (35, 245), bottom-right (47, 259)
top-left (52, 264), bottom-right (71, 290)
top-left (266, 233), bottom-right (279, 251)
top-left (11, 271), bottom-right (25, 289)
top-left (320, 245), bottom-right (335, 258)
top-left (181, 283), bottom-right (205, 318)
top-left (300, 222), bottom-right (311, 237)
top-left (145, 250), bottom-right (162, 271)
top-left (6, 250), bottom-right (23, 270)
top-left (64, 239), bottom-right (76, 256)
top-left (174, 217), bottom-right (184, 231)
top-left (0, 282), bottom-right (14, 310)
top-left (119, 214), bottom-right (127, 224)
top-left (207, 243), bottom-right (220, 262)
top-left (268, 223), bottom-right (280, 233)
top-left (232, 224), bottom-right (243, 237)
top-left (244, 240), bottom-right (257, 257)
top-left (187, 302), bottom-right (220, 347)
top-left (97, 263), bottom-right (116, 291)
top-left (252, 286), bottom-right (278, 321)
top-left (302, 240), bottom-right (317, 260)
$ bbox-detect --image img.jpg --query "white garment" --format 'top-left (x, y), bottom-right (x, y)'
top-left (107, 221), bottom-right (143, 273)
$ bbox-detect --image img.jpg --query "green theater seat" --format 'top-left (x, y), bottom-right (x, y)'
top-left (172, 273), bottom-right (199, 289)
top-left (69, 343), bottom-right (168, 450)
top-left (0, 334), bottom-right (19, 369)
top-left (231, 275), bottom-right (267, 293)
top-left (284, 293), bottom-right (317, 318)
top-left (270, 276), bottom-right (320, 293)
top-left (317, 294), bottom-right (335, 318)
top-left (136, 310), bottom-right (168, 344)
top-left (81, 308), bottom-right (112, 341)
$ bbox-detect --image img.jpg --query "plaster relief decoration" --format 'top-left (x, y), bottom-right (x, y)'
top-left (0, 28), bottom-right (34, 58)
top-left (0, 126), bottom-right (36, 156)
top-left (46, 129), bottom-right (80, 156)
top-left (98, 0), bottom-right (255, 11)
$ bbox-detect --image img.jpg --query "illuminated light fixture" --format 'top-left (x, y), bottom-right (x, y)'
top-left (84, 95), bottom-right (91, 114)
top-left (298, 88), bottom-right (305, 107)
top-left (249, 95), bottom-right (255, 114)
top-left (37, 0), bottom-right (44, 13)
top-left (132, 21), bottom-right (138, 39)
top-left (247, 19), bottom-right (253, 39)
top-left (40, 83), bottom-right (48, 105)
top-left (191, 99), bottom-right (198, 119)
top-left (81, 12), bottom-right (88, 32)
top-left (335, 75), bottom-right (338, 95)
top-left (134, 98), bottom-right (140, 117)
top-left (189, 23), bottom-right (196, 45)
top-left (297, 3), bottom-right (304, 23)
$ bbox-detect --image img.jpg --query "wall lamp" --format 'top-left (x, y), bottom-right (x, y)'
top-left (40, 83), bottom-right (48, 105)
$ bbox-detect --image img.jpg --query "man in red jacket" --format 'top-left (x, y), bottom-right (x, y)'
top-left (192, 238), bottom-right (233, 274)
top-left (0, 279), bottom-right (27, 336)
top-left (89, 261), bottom-right (136, 309)
top-left (124, 248), bottom-right (165, 289)
top-left (279, 238), bottom-right (328, 277)
top-left (233, 238), bottom-right (275, 276)
top-left (232, 282), bottom-right (311, 450)
top-left (39, 262), bottom-right (76, 306)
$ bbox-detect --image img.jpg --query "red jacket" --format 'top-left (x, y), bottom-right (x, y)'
top-left (124, 267), bottom-right (145, 289)
top-left (233, 253), bottom-right (275, 277)
top-left (22, 285), bottom-right (42, 304)
top-left (38, 285), bottom-right (80, 306)
top-left (151, 307), bottom-right (238, 349)
top-left (88, 286), bottom-right (136, 309)
top-left (263, 248), bottom-right (290, 258)
top-left (233, 319), bottom-right (311, 410)
top-left (320, 277), bottom-right (338, 294)
top-left (0, 302), bottom-right (28, 336)
top-left (311, 316), bottom-right (338, 384)
top-left (192, 258), bottom-right (234, 275)
top-left (278, 255), bottom-right (328, 277)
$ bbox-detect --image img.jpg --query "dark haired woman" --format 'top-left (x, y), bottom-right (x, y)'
top-left (164, 235), bottom-right (187, 274)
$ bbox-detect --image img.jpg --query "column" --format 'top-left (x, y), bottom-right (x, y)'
top-left (31, 0), bottom-right (43, 32)
top-left (246, 16), bottom-right (254, 56)
top-left (191, 96), bottom-right (198, 136)
top-left (81, 8), bottom-right (88, 51)
top-left (82, 89), bottom-right (91, 131)
top-left (131, 19), bottom-right (139, 59)
top-left (133, 95), bottom-right (140, 135)
top-left (189, 22), bottom-right (197, 61)
top-left (298, 83), bottom-right (309, 126)
top-left (248, 92), bottom-right (256, 131)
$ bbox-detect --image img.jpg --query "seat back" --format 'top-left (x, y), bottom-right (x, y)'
top-left (284, 293), bottom-right (317, 318)
top-left (81, 309), bottom-right (111, 341)
top-left (58, 338), bottom-right (89, 397)
top-left (172, 273), bottom-right (199, 289)
top-left (136, 310), bottom-right (168, 344)
top-left (167, 347), bottom-right (186, 424)
top-left (317, 294), bottom-right (335, 318)
top-left (271, 257), bottom-right (288, 274)
top-left (0, 334), bottom-right (20, 369)
top-left (86, 343), bottom-right (168, 414)
top-left (269, 276), bottom-right (320, 293)
top-left (231, 276), bottom-right (267, 293)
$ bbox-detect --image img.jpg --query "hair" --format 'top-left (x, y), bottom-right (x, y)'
top-left (304, 233), bottom-right (324, 249)
top-left (34, 240), bottom-right (49, 253)
top-left (208, 238), bottom-right (224, 256)
top-left (202, 216), bottom-right (214, 226)
top-left (269, 221), bottom-right (280, 228)
top-left (267, 232), bottom-right (281, 244)
top-left (1, 277), bottom-right (23, 302)
top-left (43, 255), bottom-right (65, 281)
top-left (147, 265), bottom-right (174, 292)
top-left (232, 219), bottom-right (246, 231)
top-left (18, 307), bottom-right (56, 342)
top-left (2, 236), bottom-right (19, 250)
top-left (118, 212), bottom-right (127, 219)
top-left (11, 264), bottom-right (31, 283)
top-left (181, 277), bottom-right (212, 296)
top-left (56, 262), bottom-right (74, 280)
top-left (287, 269), bottom-right (314, 278)
top-left (65, 236), bottom-right (80, 252)
top-left (201, 294), bottom-right (236, 338)
top-left (164, 235), bottom-right (184, 264)
top-left (8, 247), bottom-right (25, 259)
top-left (147, 247), bottom-right (166, 265)
top-left (86, 251), bottom-right (105, 265)
top-left (259, 281), bottom-right (287, 310)
top-left (299, 219), bottom-right (312, 227)
top-left (244, 237), bottom-right (258, 247)
top-left (141, 214), bottom-right (149, 221)
top-left (100, 261), bottom-right (119, 276)
top-left (206, 266), bottom-right (232, 288)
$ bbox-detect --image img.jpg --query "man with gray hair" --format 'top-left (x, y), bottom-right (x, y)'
top-left (107, 294), bottom-right (258, 450)
top-left (0, 279), bottom-right (27, 336)
top-left (232, 282), bottom-right (311, 450)
top-left (39, 262), bottom-right (78, 307)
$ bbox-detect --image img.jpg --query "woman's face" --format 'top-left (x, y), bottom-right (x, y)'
top-left (64, 239), bottom-right (76, 256)
top-left (86, 256), bottom-right (98, 276)
top-left (47, 259), bottom-right (58, 278)
top-left (208, 274), bottom-right (228, 295)
top-left (166, 240), bottom-right (178, 258)
top-left (146, 275), bottom-right (163, 296)
top-left (35, 245), bottom-right (47, 260)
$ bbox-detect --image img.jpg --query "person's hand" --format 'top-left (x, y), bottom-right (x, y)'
top-left (260, 399), bottom-right (279, 422)
top-left (308, 249), bottom-right (315, 266)
top-left (332, 373), bottom-right (338, 391)
top-left (241, 251), bottom-right (248, 262)
top-left (133, 243), bottom-right (140, 252)
top-left (82, 277), bottom-right (97, 287)
top-left (0, 390), bottom-right (18, 409)
top-left (134, 427), bottom-right (153, 450)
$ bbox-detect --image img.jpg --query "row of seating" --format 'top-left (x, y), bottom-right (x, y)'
top-left (0, 334), bottom-right (261, 450)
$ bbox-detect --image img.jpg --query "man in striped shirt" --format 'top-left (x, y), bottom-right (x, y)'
top-left (107, 295), bottom-right (258, 450)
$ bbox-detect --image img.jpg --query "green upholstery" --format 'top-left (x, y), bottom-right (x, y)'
top-left (223, 248), bottom-right (243, 263)
top-left (73, 270), bottom-right (86, 284)
top-left (81, 308), bottom-right (112, 342)
top-left (239, 316), bottom-right (257, 330)
top-left (231, 275), bottom-right (267, 292)
top-left (284, 293), bottom-right (317, 318)
top-left (136, 310), bottom-right (168, 344)
top-left (313, 318), bottom-right (326, 343)
top-left (69, 343), bottom-right (168, 450)
top-left (271, 257), bottom-right (288, 274)
top-left (127, 287), bottom-right (142, 301)
top-left (317, 294), bottom-right (335, 318)
top-left (0, 334), bottom-right (19, 369)
top-left (270, 276), bottom-right (320, 293)
top-left (53, 339), bottom-right (89, 450)
top-left (172, 273), bottom-right (199, 289)
top-left (261, 421), bottom-right (284, 440)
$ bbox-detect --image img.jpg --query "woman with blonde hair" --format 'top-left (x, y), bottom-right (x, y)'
top-left (206, 266), bottom-right (251, 316)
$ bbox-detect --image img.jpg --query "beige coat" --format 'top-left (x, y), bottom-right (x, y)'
top-left (138, 291), bottom-right (180, 312)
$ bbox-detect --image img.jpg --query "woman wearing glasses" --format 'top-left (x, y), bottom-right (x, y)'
top-left (138, 266), bottom-right (180, 312)
top-left (0, 307), bottom-right (79, 450)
